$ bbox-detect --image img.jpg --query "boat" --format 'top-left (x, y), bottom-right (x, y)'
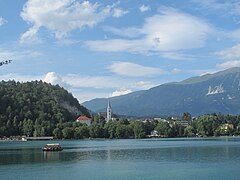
top-left (42, 143), bottom-right (63, 151)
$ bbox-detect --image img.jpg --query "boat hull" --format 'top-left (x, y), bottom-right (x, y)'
top-left (42, 148), bottom-right (63, 151)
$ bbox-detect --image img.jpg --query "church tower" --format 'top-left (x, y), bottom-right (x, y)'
top-left (106, 97), bottom-right (112, 122)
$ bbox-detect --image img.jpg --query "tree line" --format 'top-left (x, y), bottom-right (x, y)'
top-left (51, 112), bottom-right (240, 139)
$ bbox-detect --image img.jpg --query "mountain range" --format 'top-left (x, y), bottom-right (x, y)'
top-left (83, 67), bottom-right (240, 117)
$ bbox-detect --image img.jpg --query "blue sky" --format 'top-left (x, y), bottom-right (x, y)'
top-left (1, 0), bottom-right (240, 103)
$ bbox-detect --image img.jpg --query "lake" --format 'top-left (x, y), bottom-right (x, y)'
top-left (0, 137), bottom-right (240, 180)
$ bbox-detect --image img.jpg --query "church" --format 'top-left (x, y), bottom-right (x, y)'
top-left (106, 97), bottom-right (112, 122)
top-left (97, 97), bottom-right (114, 122)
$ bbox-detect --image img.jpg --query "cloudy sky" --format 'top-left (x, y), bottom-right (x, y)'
top-left (1, 0), bottom-right (240, 103)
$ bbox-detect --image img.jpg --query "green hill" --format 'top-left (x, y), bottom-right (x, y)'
top-left (0, 80), bottom-right (90, 137)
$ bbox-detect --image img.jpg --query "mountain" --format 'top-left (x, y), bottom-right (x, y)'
top-left (83, 67), bottom-right (240, 116)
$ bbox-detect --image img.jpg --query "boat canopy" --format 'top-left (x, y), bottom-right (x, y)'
top-left (45, 143), bottom-right (60, 146)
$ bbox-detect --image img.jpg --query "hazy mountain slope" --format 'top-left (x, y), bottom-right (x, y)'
top-left (83, 67), bottom-right (240, 116)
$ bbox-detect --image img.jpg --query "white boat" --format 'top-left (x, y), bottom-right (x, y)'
top-left (42, 143), bottom-right (63, 151)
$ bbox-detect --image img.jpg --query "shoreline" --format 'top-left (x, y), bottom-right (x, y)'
top-left (0, 135), bottom-right (238, 142)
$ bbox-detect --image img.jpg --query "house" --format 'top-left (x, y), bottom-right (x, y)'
top-left (146, 130), bottom-right (159, 138)
top-left (98, 112), bottom-right (107, 119)
top-left (76, 116), bottom-right (92, 126)
top-left (173, 120), bottom-right (189, 127)
top-left (220, 123), bottom-right (234, 132)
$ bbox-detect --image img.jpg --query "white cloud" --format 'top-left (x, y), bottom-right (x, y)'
top-left (0, 48), bottom-right (40, 60)
top-left (0, 17), bottom-right (7, 26)
top-left (188, 69), bottom-right (217, 76)
top-left (103, 26), bottom-right (142, 38)
top-left (43, 72), bottom-right (64, 85)
top-left (112, 8), bottom-right (128, 18)
top-left (171, 68), bottom-right (182, 74)
top-left (73, 91), bottom-right (109, 103)
top-left (64, 74), bottom-right (124, 89)
top-left (109, 62), bottom-right (165, 77)
top-left (160, 52), bottom-right (194, 60)
top-left (135, 81), bottom-right (157, 89)
top-left (229, 29), bottom-right (240, 40)
top-left (215, 44), bottom-right (240, 70)
top-left (0, 72), bottom-right (157, 90)
top-left (86, 8), bottom-right (214, 56)
top-left (20, 26), bottom-right (40, 43)
top-left (217, 60), bottom-right (240, 69)
top-left (192, 0), bottom-right (240, 17)
top-left (63, 73), bottom-right (159, 92)
top-left (20, 0), bottom-right (116, 42)
top-left (216, 44), bottom-right (240, 60)
top-left (0, 71), bottom-right (163, 102)
top-left (0, 72), bottom-right (109, 103)
top-left (139, 4), bottom-right (150, 12)
top-left (111, 87), bottom-right (132, 97)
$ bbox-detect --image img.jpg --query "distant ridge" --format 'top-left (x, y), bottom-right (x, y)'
top-left (179, 67), bottom-right (240, 84)
top-left (83, 67), bottom-right (240, 116)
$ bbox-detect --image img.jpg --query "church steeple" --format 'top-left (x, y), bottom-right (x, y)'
top-left (106, 97), bottom-right (112, 122)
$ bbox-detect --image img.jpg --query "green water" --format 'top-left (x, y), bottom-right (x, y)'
top-left (0, 137), bottom-right (240, 180)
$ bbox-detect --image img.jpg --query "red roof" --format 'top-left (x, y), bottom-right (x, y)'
top-left (76, 116), bottom-right (92, 121)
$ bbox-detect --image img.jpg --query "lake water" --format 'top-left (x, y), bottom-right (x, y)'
top-left (0, 137), bottom-right (240, 180)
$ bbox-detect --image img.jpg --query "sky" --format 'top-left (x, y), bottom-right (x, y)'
top-left (1, 0), bottom-right (240, 103)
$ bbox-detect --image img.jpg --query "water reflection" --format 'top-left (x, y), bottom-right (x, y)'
top-left (43, 151), bottom-right (60, 161)
top-left (1, 138), bottom-right (240, 166)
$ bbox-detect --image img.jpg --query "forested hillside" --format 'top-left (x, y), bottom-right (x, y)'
top-left (0, 80), bottom-right (90, 137)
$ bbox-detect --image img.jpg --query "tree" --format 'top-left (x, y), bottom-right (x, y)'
top-left (89, 124), bottom-right (103, 138)
top-left (182, 112), bottom-right (192, 122)
top-left (184, 125), bottom-right (194, 137)
top-left (155, 121), bottom-right (172, 137)
top-left (23, 119), bottom-right (34, 136)
top-left (115, 124), bottom-right (130, 139)
top-left (104, 121), bottom-right (117, 138)
top-left (144, 120), bottom-right (155, 135)
top-left (53, 128), bottom-right (63, 139)
top-left (195, 115), bottom-right (216, 136)
top-left (132, 121), bottom-right (145, 139)
top-left (74, 125), bottom-right (89, 139)
top-left (62, 127), bottom-right (74, 139)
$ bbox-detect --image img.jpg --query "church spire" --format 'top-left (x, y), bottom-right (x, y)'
top-left (106, 97), bottom-right (112, 122)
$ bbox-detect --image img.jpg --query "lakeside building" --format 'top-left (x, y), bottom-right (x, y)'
top-left (22, 136), bottom-right (53, 141)
top-left (143, 117), bottom-right (190, 127)
top-left (220, 123), bottom-right (234, 132)
top-left (147, 130), bottom-right (159, 138)
top-left (153, 118), bottom-right (168, 122)
top-left (173, 120), bottom-right (189, 127)
top-left (76, 115), bottom-right (92, 126)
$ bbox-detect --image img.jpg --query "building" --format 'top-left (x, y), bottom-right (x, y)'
top-left (220, 123), bottom-right (234, 132)
top-left (76, 115), bottom-right (92, 126)
top-left (97, 98), bottom-right (115, 122)
top-left (150, 130), bottom-right (159, 137)
top-left (22, 136), bottom-right (53, 141)
top-left (98, 112), bottom-right (107, 119)
top-left (106, 97), bottom-right (112, 122)
top-left (173, 120), bottom-right (189, 127)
